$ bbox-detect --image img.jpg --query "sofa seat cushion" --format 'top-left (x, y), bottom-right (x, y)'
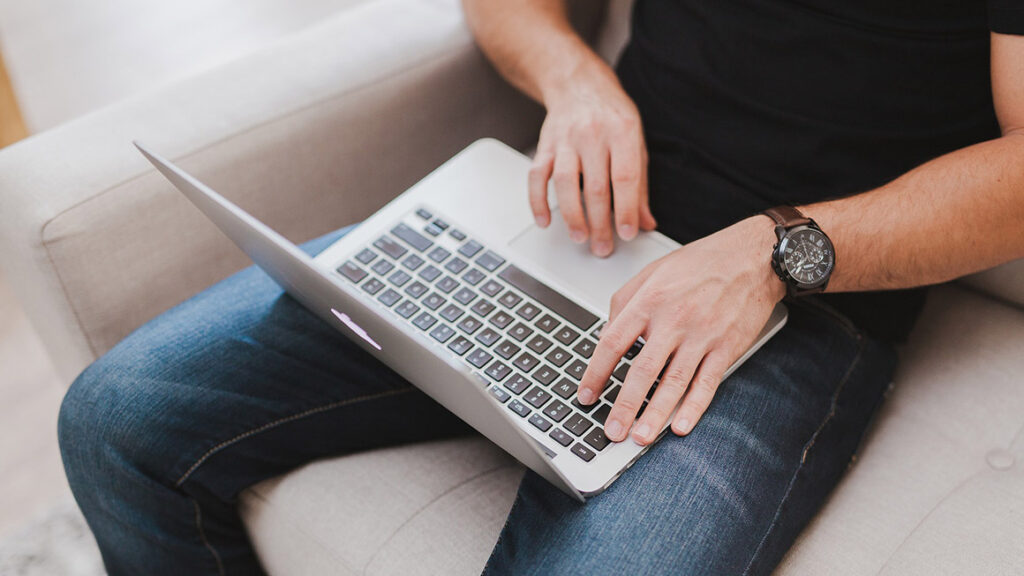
top-left (240, 284), bottom-right (1024, 575)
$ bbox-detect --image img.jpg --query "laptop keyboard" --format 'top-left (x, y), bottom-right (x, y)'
top-left (335, 207), bottom-right (650, 463)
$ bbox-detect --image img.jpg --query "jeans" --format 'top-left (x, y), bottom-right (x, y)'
top-left (59, 225), bottom-right (897, 575)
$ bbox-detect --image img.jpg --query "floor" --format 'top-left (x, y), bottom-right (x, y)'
top-left (0, 49), bottom-right (73, 541)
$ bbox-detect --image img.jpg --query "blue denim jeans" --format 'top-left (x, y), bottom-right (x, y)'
top-left (59, 226), bottom-right (897, 575)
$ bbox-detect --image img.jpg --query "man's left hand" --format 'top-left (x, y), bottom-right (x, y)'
top-left (577, 216), bottom-right (786, 444)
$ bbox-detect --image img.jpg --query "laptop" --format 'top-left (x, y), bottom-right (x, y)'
top-left (136, 138), bottom-right (787, 501)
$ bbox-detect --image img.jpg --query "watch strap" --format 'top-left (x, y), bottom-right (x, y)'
top-left (763, 205), bottom-right (811, 234)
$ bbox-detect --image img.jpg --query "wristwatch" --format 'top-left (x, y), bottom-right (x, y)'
top-left (763, 205), bottom-right (834, 297)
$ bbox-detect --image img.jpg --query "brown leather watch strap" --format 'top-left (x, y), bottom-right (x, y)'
top-left (763, 205), bottom-right (811, 229)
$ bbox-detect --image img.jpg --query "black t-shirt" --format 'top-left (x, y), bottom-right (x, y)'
top-left (616, 0), bottom-right (1024, 342)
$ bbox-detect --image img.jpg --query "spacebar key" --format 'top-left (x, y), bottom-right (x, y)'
top-left (498, 265), bottom-right (598, 331)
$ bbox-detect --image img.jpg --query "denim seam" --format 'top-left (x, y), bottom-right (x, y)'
top-left (193, 498), bottom-right (226, 576)
top-left (740, 335), bottom-right (866, 576)
top-left (174, 387), bottom-right (414, 487)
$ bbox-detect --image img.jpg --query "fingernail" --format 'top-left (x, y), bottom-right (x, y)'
top-left (594, 241), bottom-right (612, 257)
top-left (535, 214), bottom-right (549, 227)
top-left (605, 420), bottom-right (623, 440)
top-left (619, 224), bottom-right (636, 240)
top-left (676, 418), bottom-right (691, 435)
top-left (578, 388), bottom-right (595, 404)
top-left (571, 230), bottom-right (587, 243)
top-left (634, 423), bottom-right (651, 443)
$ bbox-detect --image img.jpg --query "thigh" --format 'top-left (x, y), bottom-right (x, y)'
top-left (484, 298), bottom-right (897, 576)
top-left (64, 226), bottom-right (472, 504)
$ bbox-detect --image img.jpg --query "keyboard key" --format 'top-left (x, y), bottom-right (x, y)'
top-left (591, 321), bottom-right (606, 339)
top-left (603, 384), bottom-right (620, 402)
top-left (456, 316), bottom-right (483, 334)
top-left (494, 340), bottom-right (521, 360)
top-left (512, 352), bottom-right (540, 372)
top-left (570, 442), bottom-right (596, 462)
top-left (625, 340), bottom-right (644, 360)
top-left (436, 276), bottom-right (459, 294)
top-left (355, 248), bottom-right (377, 264)
top-left (534, 314), bottom-right (559, 333)
top-left (499, 265), bottom-right (599, 331)
top-left (489, 386), bottom-right (511, 403)
top-left (504, 374), bottom-right (531, 394)
top-left (377, 288), bottom-right (401, 307)
top-left (554, 326), bottom-right (581, 346)
top-left (458, 239), bottom-right (483, 258)
top-left (612, 363), bottom-right (631, 382)
top-left (429, 324), bottom-right (455, 343)
top-left (395, 300), bottom-right (419, 319)
top-left (404, 281), bottom-right (428, 299)
top-left (526, 334), bottom-right (553, 354)
top-left (551, 378), bottom-right (578, 400)
top-left (516, 302), bottom-right (541, 320)
top-left (545, 347), bottom-right (571, 367)
top-left (374, 236), bottom-right (408, 259)
top-left (508, 322), bottom-right (534, 342)
top-left (424, 223), bottom-right (443, 236)
top-left (549, 428), bottom-right (574, 447)
top-left (447, 336), bottom-right (473, 356)
top-left (467, 348), bottom-right (493, 368)
top-left (524, 386), bottom-right (553, 409)
top-left (415, 208), bottom-right (432, 220)
top-left (498, 291), bottom-right (523, 309)
top-left (402, 254), bottom-right (425, 270)
top-left (412, 312), bottom-right (437, 331)
top-left (428, 246), bottom-right (450, 263)
top-left (421, 293), bottom-right (446, 311)
top-left (565, 359), bottom-right (588, 381)
top-left (476, 250), bottom-right (506, 272)
top-left (439, 304), bottom-right (465, 322)
top-left (571, 398), bottom-right (597, 414)
top-left (564, 414), bottom-right (593, 437)
top-left (463, 268), bottom-right (486, 286)
top-left (592, 404), bottom-right (611, 425)
top-left (337, 261), bottom-right (367, 283)
top-left (445, 257), bottom-right (468, 274)
top-left (418, 265), bottom-right (442, 282)
top-left (388, 270), bottom-right (412, 287)
top-left (475, 328), bottom-right (501, 347)
top-left (470, 299), bottom-right (496, 317)
top-left (507, 399), bottom-right (530, 418)
top-left (371, 259), bottom-right (395, 275)
top-left (361, 277), bottom-right (385, 295)
top-left (489, 311), bottom-right (515, 329)
top-left (532, 365), bottom-right (558, 385)
top-left (529, 413), bottom-right (553, 432)
top-left (542, 400), bottom-right (571, 422)
top-left (391, 223), bottom-right (433, 251)
top-left (453, 287), bottom-right (477, 305)
top-left (480, 279), bottom-right (504, 297)
top-left (450, 229), bottom-right (467, 241)
top-left (485, 361), bottom-right (512, 382)
top-left (432, 218), bottom-right (449, 230)
top-left (573, 338), bottom-right (598, 359)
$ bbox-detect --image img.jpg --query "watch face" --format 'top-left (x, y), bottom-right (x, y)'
top-left (781, 227), bottom-right (834, 287)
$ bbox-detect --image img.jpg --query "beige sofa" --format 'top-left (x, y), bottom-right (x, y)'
top-left (1, 0), bottom-right (1022, 573)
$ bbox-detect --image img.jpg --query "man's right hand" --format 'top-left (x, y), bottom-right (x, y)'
top-left (530, 60), bottom-right (658, 257)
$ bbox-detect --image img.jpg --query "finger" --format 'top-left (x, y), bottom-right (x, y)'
top-left (579, 143), bottom-right (613, 256)
top-left (605, 336), bottom-right (677, 442)
top-left (609, 129), bottom-right (643, 240)
top-left (577, 309), bottom-right (646, 407)
top-left (552, 148), bottom-right (587, 243)
top-left (633, 345), bottom-right (703, 444)
top-left (638, 145), bottom-right (657, 231)
top-left (608, 259), bottom-right (659, 324)
top-left (671, 348), bottom-right (733, 436)
top-left (528, 150), bottom-right (554, 228)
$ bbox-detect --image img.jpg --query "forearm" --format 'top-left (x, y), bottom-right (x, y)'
top-left (462, 0), bottom-right (608, 104)
top-left (801, 133), bottom-right (1024, 293)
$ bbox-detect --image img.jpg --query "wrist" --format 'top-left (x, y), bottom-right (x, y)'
top-left (539, 48), bottom-right (620, 108)
top-left (740, 215), bottom-right (787, 303)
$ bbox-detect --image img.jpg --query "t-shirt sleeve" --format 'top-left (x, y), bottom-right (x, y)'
top-left (990, 0), bottom-right (1024, 34)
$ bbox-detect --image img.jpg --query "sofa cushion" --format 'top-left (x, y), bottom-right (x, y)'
top-left (239, 284), bottom-right (1024, 574)
top-left (962, 258), bottom-right (1024, 310)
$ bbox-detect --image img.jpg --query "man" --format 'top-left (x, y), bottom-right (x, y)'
top-left (59, 0), bottom-right (1023, 574)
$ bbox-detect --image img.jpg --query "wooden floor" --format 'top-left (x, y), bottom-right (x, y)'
top-left (0, 49), bottom-right (71, 540)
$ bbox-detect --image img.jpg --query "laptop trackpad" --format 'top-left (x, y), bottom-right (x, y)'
top-left (506, 212), bottom-right (677, 312)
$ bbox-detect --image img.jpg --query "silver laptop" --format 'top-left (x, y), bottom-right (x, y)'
top-left (136, 138), bottom-right (787, 501)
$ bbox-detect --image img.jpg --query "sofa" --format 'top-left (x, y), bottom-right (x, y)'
top-left (1, 0), bottom-right (1021, 573)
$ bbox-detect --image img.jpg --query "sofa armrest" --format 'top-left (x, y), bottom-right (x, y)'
top-left (0, 0), bottom-right (605, 382)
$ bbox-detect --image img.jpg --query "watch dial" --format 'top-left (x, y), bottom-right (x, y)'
top-left (782, 228), bottom-right (834, 286)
